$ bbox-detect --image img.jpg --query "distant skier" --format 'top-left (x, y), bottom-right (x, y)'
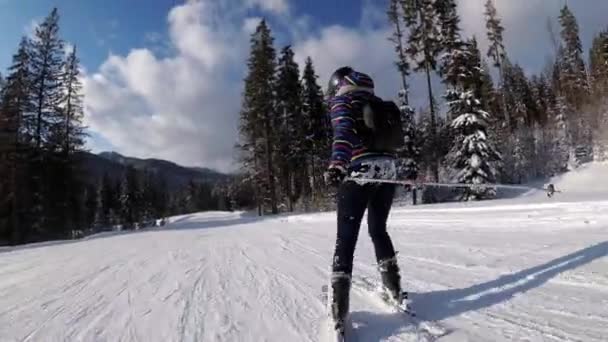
top-left (323, 67), bottom-right (409, 335)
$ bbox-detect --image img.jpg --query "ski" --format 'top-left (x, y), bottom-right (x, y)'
top-left (351, 276), bottom-right (450, 339)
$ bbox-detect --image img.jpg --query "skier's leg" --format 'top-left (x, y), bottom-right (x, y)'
top-left (330, 181), bottom-right (369, 327)
top-left (367, 183), bottom-right (397, 263)
top-left (332, 181), bottom-right (370, 274)
top-left (367, 183), bottom-right (403, 301)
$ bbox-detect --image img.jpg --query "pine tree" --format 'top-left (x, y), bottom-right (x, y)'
top-left (140, 172), bottom-right (157, 226)
top-left (484, 0), bottom-right (510, 130)
top-left (388, 0), bottom-right (419, 182)
top-left (119, 167), bottom-right (141, 229)
top-left (301, 57), bottom-right (329, 203)
top-left (58, 46), bottom-right (86, 155)
top-left (435, 0), bottom-right (474, 124)
top-left (396, 89), bottom-right (420, 180)
top-left (448, 90), bottom-right (501, 200)
top-left (388, 0), bottom-right (411, 99)
top-left (0, 38), bottom-right (32, 244)
top-left (238, 20), bottom-right (279, 214)
top-left (589, 30), bottom-right (608, 98)
top-left (589, 30), bottom-right (608, 159)
top-left (28, 8), bottom-right (65, 152)
top-left (484, 0), bottom-right (506, 69)
top-left (402, 0), bottom-right (441, 181)
top-left (275, 46), bottom-right (307, 211)
top-left (95, 173), bottom-right (120, 229)
top-left (558, 5), bottom-right (588, 110)
top-left (435, 0), bottom-right (467, 89)
top-left (550, 96), bottom-right (571, 173)
top-left (153, 176), bottom-right (169, 224)
top-left (83, 184), bottom-right (97, 232)
top-left (447, 36), bottom-right (501, 198)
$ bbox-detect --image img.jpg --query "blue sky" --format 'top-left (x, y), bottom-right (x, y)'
top-left (0, 0), bottom-right (374, 71)
top-left (1, 0), bottom-right (607, 171)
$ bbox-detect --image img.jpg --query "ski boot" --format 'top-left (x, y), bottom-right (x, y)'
top-left (330, 272), bottom-right (351, 334)
top-left (378, 256), bottom-right (411, 312)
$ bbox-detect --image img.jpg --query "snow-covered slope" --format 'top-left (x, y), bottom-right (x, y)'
top-left (1, 165), bottom-right (607, 342)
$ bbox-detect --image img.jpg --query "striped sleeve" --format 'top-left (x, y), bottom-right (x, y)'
top-left (329, 96), bottom-right (360, 169)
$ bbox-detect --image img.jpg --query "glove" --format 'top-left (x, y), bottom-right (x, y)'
top-left (324, 166), bottom-right (347, 188)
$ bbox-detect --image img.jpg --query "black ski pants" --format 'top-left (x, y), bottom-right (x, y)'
top-left (332, 181), bottom-right (397, 275)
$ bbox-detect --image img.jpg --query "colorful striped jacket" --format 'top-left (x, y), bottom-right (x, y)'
top-left (328, 88), bottom-right (397, 172)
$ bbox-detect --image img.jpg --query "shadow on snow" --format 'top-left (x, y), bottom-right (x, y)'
top-left (349, 241), bottom-right (607, 340)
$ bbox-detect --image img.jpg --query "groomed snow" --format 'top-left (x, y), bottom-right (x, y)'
top-left (1, 164), bottom-right (607, 341)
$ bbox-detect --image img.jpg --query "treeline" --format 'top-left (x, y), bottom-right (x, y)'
top-left (86, 169), bottom-right (233, 235)
top-left (0, 9), bottom-right (88, 244)
top-left (0, 9), bottom-right (238, 245)
top-left (389, 0), bottom-right (608, 200)
top-left (239, 1), bottom-right (608, 209)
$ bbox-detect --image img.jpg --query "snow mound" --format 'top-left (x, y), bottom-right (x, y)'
top-left (551, 162), bottom-right (608, 194)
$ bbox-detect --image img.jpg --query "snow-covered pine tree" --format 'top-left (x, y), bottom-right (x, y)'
top-left (558, 5), bottom-right (589, 111)
top-left (589, 30), bottom-right (608, 98)
top-left (446, 37), bottom-right (501, 200)
top-left (589, 30), bottom-right (608, 160)
top-left (551, 95), bottom-right (571, 173)
top-left (275, 45), bottom-right (307, 211)
top-left (301, 57), bottom-right (328, 202)
top-left (397, 89), bottom-right (420, 181)
top-left (435, 0), bottom-right (466, 90)
top-left (448, 90), bottom-right (501, 200)
top-left (434, 0), bottom-right (472, 182)
top-left (402, 0), bottom-right (441, 181)
top-left (238, 20), bottom-right (278, 215)
top-left (0, 38), bottom-right (31, 244)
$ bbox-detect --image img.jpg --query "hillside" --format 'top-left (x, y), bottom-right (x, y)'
top-left (79, 151), bottom-right (231, 188)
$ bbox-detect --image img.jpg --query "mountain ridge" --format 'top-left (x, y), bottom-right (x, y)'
top-left (80, 151), bottom-right (231, 188)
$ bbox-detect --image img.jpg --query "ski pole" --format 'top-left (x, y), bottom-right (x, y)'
top-left (345, 177), bottom-right (558, 196)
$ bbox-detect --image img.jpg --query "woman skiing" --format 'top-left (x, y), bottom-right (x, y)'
top-left (323, 66), bottom-right (408, 336)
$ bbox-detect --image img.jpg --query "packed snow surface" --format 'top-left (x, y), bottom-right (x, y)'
top-left (1, 164), bottom-right (607, 341)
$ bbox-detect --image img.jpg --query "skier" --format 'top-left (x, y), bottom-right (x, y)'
top-left (323, 66), bottom-right (409, 335)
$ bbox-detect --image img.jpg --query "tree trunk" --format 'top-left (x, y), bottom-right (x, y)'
top-left (497, 61), bottom-right (511, 131)
top-left (263, 118), bottom-right (278, 214)
top-left (425, 62), bottom-right (439, 182)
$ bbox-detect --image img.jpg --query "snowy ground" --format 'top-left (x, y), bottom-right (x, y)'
top-left (1, 165), bottom-right (607, 342)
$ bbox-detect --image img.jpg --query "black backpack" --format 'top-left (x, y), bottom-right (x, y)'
top-left (361, 97), bottom-right (405, 152)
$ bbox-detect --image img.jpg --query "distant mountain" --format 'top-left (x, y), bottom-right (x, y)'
top-left (79, 151), bottom-right (231, 188)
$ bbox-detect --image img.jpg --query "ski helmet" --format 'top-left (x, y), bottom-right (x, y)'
top-left (326, 66), bottom-right (354, 100)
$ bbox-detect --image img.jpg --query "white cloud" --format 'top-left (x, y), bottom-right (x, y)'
top-left (84, 0), bottom-right (607, 171)
top-left (84, 0), bottom-right (250, 171)
top-left (243, 17), bottom-right (263, 34)
top-left (293, 25), bottom-right (398, 98)
top-left (245, 0), bottom-right (289, 14)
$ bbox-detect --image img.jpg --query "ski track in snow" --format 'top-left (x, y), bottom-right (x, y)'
top-left (0, 196), bottom-right (607, 341)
